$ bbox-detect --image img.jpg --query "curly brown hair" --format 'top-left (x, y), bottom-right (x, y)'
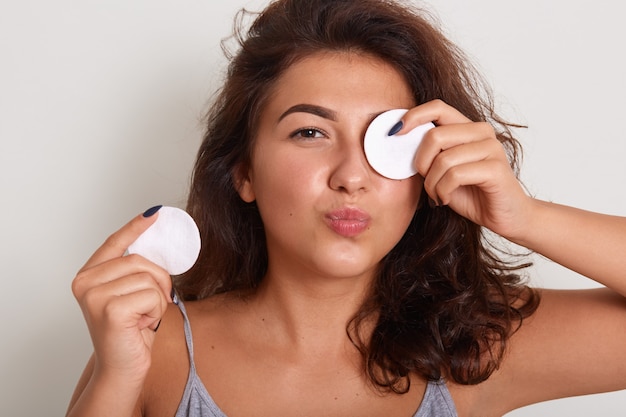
top-left (177, 0), bottom-right (540, 394)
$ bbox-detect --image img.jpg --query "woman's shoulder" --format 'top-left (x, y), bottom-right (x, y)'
top-left (155, 292), bottom-right (246, 349)
top-left (140, 293), bottom-right (241, 417)
top-left (181, 292), bottom-right (253, 332)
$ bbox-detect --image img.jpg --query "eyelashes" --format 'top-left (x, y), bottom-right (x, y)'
top-left (288, 127), bottom-right (327, 140)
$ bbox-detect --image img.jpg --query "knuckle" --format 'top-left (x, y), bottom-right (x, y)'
top-left (150, 287), bottom-right (165, 304)
top-left (425, 126), bottom-right (445, 148)
top-left (102, 298), bottom-right (125, 322)
top-left (493, 159), bottom-right (511, 175)
top-left (447, 165), bottom-right (465, 184)
top-left (71, 272), bottom-right (89, 298)
top-left (124, 253), bottom-right (165, 277)
top-left (486, 137), bottom-right (505, 153)
top-left (135, 271), bottom-right (158, 288)
top-left (123, 253), bottom-right (144, 267)
top-left (430, 98), bottom-right (446, 109)
top-left (81, 286), bottom-right (103, 309)
top-left (478, 121), bottom-right (495, 136)
top-left (434, 152), bottom-right (455, 173)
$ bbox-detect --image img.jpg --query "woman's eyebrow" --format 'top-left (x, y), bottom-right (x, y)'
top-left (278, 103), bottom-right (338, 122)
top-left (278, 104), bottom-right (390, 124)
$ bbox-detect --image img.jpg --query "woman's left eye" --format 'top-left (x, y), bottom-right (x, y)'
top-left (290, 128), bottom-right (326, 140)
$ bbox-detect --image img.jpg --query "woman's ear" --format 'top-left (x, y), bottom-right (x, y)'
top-left (233, 163), bottom-right (256, 203)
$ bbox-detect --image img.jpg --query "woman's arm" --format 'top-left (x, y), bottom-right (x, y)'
top-left (399, 100), bottom-right (626, 416)
top-left (512, 199), bottom-right (626, 295)
top-left (465, 288), bottom-right (626, 417)
top-left (66, 209), bottom-right (173, 417)
top-left (66, 353), bottom-right (144, 417)
top-left (403, 99), bottom-right (626, 295)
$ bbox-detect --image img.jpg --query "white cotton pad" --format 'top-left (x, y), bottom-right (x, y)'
top-left (364, 109), bottom-right (435, 180)
top-left (127, 206), bottom-right (201, 275)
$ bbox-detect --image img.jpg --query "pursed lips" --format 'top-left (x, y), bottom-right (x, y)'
top-left (324, 207), bottom-right (371, 237)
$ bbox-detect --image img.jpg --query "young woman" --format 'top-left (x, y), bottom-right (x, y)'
top-left (67, 0), bottom-right (626, 416)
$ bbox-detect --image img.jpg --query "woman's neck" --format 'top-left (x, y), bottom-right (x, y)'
top-left (248, 267), bottom-right (376, 353)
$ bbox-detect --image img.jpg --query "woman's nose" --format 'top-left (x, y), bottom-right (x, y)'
top-left (328, 137), bottom-right (373, 195)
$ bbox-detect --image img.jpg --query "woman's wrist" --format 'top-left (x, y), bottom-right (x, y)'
top-left (66, 368), bottom-right (145, 417)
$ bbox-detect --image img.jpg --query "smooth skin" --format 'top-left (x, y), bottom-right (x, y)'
top-left (67, 51), bottom-right (626, 417)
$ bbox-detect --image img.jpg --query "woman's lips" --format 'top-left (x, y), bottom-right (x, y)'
top-left (325, 207), bottom-right (371, 237)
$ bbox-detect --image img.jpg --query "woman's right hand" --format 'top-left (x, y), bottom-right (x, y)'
top-left (71, 207), bottom-right (174, 383)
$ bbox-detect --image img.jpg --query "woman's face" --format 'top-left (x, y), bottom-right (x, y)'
top-left (238, 51), bottom-right (422, 283)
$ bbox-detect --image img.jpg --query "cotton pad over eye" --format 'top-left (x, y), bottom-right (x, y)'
top-left (127, 206), bottom-right (201, 275)
top-left (364, 109), bottom-right (435, 180)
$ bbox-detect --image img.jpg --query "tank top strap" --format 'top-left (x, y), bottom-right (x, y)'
top-left (414, 379), bottom-right (458, 417)
top-left (175, 297), bottom-right (197, 372)
top-left (173, 297), bottom-right (456, 417)
top-left (174, 298), bottom-right (227, 417)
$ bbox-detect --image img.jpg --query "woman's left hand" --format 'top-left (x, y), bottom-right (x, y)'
top-left (400, 99), bottom-right (533, 240)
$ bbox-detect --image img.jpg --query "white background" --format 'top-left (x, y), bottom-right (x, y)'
top-left (1, 1), bottom-right (625, 415)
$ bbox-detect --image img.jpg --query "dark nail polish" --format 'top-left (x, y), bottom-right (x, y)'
top-left (143, 205), bottom-right (163, 218)
top-left (387, 121), bottom-right (403, 136)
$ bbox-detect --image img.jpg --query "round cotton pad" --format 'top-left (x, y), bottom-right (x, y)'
top-left (127, 206), bottom-right (201, 275)
top-left (364, 109), bottom-right (435, 180)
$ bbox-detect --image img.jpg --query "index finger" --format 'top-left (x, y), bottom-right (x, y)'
top-left (80, 205), bottom-right (162, 272)
top-left (392, 99), bottom-right (472, 135)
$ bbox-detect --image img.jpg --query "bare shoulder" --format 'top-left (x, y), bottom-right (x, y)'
top-left (139, 302), bottom-right (187, 417)
top-left (452, 288), bottom-right (626, 417)
top-left (141, 294), bottom-right (235, 417)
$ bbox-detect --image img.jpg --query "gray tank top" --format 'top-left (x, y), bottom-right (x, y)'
top-left (174, 299), bottom-right (458, 417)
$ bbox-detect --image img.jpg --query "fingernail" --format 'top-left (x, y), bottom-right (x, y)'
top-left (153, 319), bottom-right (162, 332)
top-left (387, 121), bottom-right (403, 136)
top-left (171, 288), bottom-right (179, 305)
top-left (143, 205), bottom-right (163, 218)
